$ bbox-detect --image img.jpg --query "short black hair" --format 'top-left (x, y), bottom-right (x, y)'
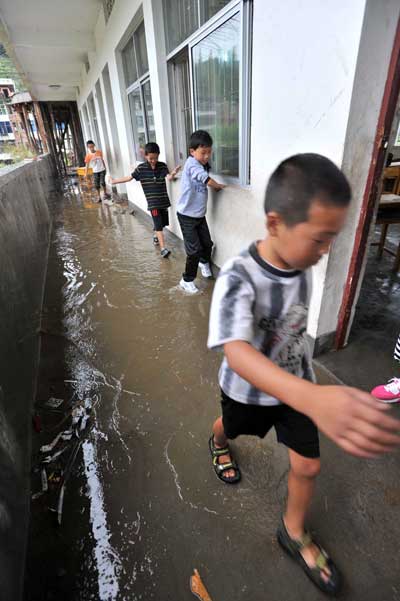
top-left (189, 130), bottom-right (213, 150)
top-left (86, 140), bottom-right (95, 146)
top-left (264, 153), bottom-right (351, 226)
top-left (145, 142), bottom-right (160, 155)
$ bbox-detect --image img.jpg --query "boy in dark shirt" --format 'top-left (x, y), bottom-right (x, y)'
top-left (111, 143), bottom-right (180, 257)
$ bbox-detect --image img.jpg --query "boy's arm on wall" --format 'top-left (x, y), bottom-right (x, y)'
top-left (223, 340), bottom-right (400, 458)
top-left (167, 165), bottom-right (181, 181)
top-left (207, 177), bottom-right (226, 191)
top-left (110, 175), bottom-right (133, 185)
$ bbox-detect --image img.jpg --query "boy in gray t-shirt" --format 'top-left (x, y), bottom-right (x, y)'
top-left (176, 130), bottom-right (225, 294)
top-left (207, 154), bottom-right (400, 596)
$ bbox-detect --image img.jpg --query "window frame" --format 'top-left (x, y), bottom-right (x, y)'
top-left (121, 19), bottom-right (154, 161)
top-left (166, 0), bottom-right (252, 185)
top-left (127, 75), bottom-right (154, 156)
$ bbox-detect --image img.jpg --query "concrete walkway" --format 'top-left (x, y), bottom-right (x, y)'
top-left (25, 180), bottom-right (400, 601)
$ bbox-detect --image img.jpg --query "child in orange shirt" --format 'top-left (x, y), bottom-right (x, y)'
top-left (84, 140), bottom-right (111, 203)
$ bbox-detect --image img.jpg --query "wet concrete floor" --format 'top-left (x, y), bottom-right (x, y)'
top-left (319, 224), bottom-right (400, 391)
top-left (25, 180), bottom-right (400, 601)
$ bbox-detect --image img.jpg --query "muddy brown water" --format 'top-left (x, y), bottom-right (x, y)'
top-left (24, 180), bottom-right (400, 601)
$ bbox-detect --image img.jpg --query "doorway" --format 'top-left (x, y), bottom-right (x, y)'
top-left (319, 17), bottom-right (400, 390)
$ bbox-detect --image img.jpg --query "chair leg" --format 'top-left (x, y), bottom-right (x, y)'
top-left (393, 242), bottom-right (400, 273)
top-left (378, 223), bottom-right (389, 258)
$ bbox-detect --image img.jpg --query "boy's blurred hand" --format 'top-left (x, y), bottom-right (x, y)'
top-left (308, 385), bottom-right (400, 458)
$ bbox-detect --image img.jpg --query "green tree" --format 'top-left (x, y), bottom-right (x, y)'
top-left (0, 44), bottom-right (24, 91)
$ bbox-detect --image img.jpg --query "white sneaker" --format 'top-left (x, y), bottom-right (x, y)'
top-left (179, 278), bottom-right (199, 294)
top-left (199, 262), bottom-right (213, 278)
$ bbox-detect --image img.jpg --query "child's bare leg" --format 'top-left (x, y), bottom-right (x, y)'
top-left (156, 230), bottom-right (165, 249)
top-left (284, 450), bottom-right (330, 581)
top-left (212, 417), bottom-right (235, 478)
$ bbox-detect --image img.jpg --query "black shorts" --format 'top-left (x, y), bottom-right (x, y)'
top-left (93, 170), bottom-right (106, 190)
top-left (221, 389), bottom-right (320, 459)
top-left (150, 208), bottom-right (169, 231)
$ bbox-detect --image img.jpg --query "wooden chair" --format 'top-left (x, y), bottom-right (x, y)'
top-left (382, 166), bottom-right (400, 194)
top-left (374, 194), bottom-right (400, 272)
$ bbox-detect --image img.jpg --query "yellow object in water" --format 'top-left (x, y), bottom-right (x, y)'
top-left (77, 166), bottom-right (93, 176)
top-left (190, 569), bottom-right (213, 601)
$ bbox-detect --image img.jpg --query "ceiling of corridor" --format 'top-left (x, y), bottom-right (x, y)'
top-left (0, 0), bottom-right (102, 101)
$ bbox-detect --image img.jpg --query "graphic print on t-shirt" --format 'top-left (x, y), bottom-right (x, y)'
top-left (208, 243), bottom-right (315, 406)
top-left (259, 304), bottom-right (308, 375)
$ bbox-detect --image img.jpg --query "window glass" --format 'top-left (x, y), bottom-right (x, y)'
top-left (192, 13), bottom-right (240, 177)
top-left (395, 119), bottom-right (400, 146)
top-left (88, 95), bottom-right (101, 145)
top-left (135, 21), bottom-right (149, 77)
top-left (122, 37), bottom-right (138, 88)
top-left (128, 88), bottom-right (146, 159)
top-left (142, 80), bottom-right (155, 142)
top-left (169, 50), bottom-right (192, 162)
top-left (201, 0), bottom-right (231, 23)
top-left (163, 0), bottom-right (199, 53)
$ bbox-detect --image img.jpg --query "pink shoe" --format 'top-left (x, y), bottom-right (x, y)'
top-left (371, 378), bottom-right (400, 403)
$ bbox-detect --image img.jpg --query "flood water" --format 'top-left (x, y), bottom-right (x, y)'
top-left (24, 180), bottom-right (400, 601)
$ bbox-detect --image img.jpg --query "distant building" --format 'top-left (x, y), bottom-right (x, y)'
top-left (0, 78), bottom-right (15, 147)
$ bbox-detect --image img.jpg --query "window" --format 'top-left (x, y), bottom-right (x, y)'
top-left (169, 50), bottom-right (192, 161)
top-left (395, 119), bottom-right (400, 146)
top-left (103, 0), bottom-right (115, 22)
top-left (164, 0), bottom-right (199, 54)
top-left (122, 20), bottom-right (155, 160)
top-left (122, 38), bottom-right (137, 87)
top-left (192, 14), bottom-right (240, 177)
top-left (166, 0), bottom-right (251, 183)
top-left (0, 121), bottom-right (12, 135)
top-left (163, 0), bottom-right (231, 54)
top-left (88, 94), bottom-right (101, 145)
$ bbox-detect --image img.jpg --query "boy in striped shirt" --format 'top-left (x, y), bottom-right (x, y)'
top-left (111, 142), bottom-right (180, 257)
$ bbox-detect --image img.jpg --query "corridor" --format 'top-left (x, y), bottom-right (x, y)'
top-left (25, 180), bottom-right (400, 601)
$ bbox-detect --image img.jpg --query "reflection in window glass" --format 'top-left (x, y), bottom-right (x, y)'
top-left (88, 95), bottom-right (101, 145)
top-left (143, 80), bottom-right (155, 142)
top-left (122, 37), bottom-right (138, 88)
top-left (135, 21), bottom-right (149, 77)
top-left (395, 120), bottom-right (400, 146)
top-left (192, 13), bottom-right (240, 177)
top-left (201, 0), bottom-right (231, 23)
top-left (128, 89), bottom-right (146, 159)
top-left (169, 50), bottom-right (192, 162)
top-left (163, 0), bottom-right (199, 53)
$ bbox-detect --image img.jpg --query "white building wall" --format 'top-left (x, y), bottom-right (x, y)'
top-left (77, 0), bottom-right (376, 341)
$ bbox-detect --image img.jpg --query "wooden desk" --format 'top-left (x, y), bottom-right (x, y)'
top-left (374, 194), bottom-right (400, 271)
top-left (383, 166), bottom-right (400, 194)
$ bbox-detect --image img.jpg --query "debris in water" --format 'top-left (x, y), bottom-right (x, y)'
top-left (32, 414), bottom-right (42, 433)
top-left (190, 569), bottom-right (213, 601)
top-left (80, 413), bottom-right (89, 431)
top-left (31, 491), bottom-right (44, 501)
top-left (45, 397), bottom-right (64, 409)
top-left (57, 484), bottom-right (65, 526)
top-left (41, 468), bottom-right (48, 492)
top-left (72, 406), bottom-right (85, 425)
top-left (40, 431), bottom-right (63, 453)
top-left (42, 446), bottom-right (68, 464)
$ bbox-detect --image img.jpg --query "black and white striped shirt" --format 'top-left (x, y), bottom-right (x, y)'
top-left (208, 242), bottom-right (315, 406)
top-left (131, 161), bottom-right (170, 210)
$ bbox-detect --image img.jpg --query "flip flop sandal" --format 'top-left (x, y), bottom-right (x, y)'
top-left (277, 517), bottom-right (341, 596)
top-left (208, 436), bottom-right (241, 484)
